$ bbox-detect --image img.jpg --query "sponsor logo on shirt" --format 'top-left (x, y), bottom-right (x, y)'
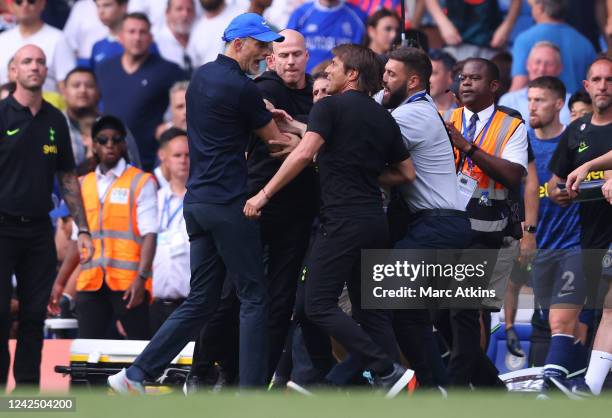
top-left (305, 24), bottom-right (318, 32)
top-left (43, 144), bottom-right (58, 154)
top-left (305, 36), bottom-right (353, 51)
top-left (49, 127), bottom-right (55, 142)
top-left (342, 22), bottom-right (353, 36)
top-left (6, 128), bottom-right (19, 136)
top-left (578, 141), bottom-right (589, 153)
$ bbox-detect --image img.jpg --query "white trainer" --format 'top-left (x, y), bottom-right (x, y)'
top-left (108, 368), bottom-right (145, 395)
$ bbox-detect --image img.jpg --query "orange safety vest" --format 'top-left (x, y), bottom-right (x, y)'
top-left (77, 165), bottom-right (153, 292)
top-left (450, 107), bottom-right (523, 201)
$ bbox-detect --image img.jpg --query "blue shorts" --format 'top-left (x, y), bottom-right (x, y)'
top-left (602, 243), bottom-right (612, 279)
top-left (532, 248), bottom-right (587, 307)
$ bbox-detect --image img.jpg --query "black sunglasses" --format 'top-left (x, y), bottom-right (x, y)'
top-left (15, 0), bottom-right (37, 5)
top-left (95, 135), bottom-right (125, 145)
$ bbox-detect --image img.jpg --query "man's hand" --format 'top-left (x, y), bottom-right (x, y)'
top-left (123, 278), bottom-right (146, 309)
top-left (518, 233), bottom-right (536, 266)
top-left (269, 132), bottom-right (301, 158)
top-left (547, 183), bottom-right (571, 207)
top-left (47, 282), bottom-right (65, 316)
top-left (490, 21), bottom-right (511, 48)
top-left (603, 178), bottom-right (612, 204)
top-left (277, 118), bottom-right (306, 137)
top-left (565, 163), bottom-right (593, 198)
top-left (439, 19), bottom-right (462, 46)
top-left (244, 190), bottom-right (270, 219)
top-left (506, 326), bottom-right (525, 357)
top-left (77, 232), bottom-right (94, 264)
top-left (270, 108), bottom-right (294, 124)
top-left (445, 122), bottom-right (471, 153)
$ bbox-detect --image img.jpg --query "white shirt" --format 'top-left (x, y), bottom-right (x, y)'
top-left (462, 104), bottom-right (529, 171)
top-left (263, 0), bottom-right (305, 29)
top-left (62, 0), bottom-right (108, 61)
top-left (152, 184), bottom-right (190, 300)
top-left (154, 166), bottom-right (170, 190)
top-left (70, 158), bottom-right (158, 241)
top-left (0, 24), bottom-right (76, 92)
top-left (498, 87), bottom-right (571, 128)
top-left (389, 91), bottom-right (462, 212)
top-left (128, 0), bottom-right (205, 33)
top-left (153, 22), bottom-right (193, 70)
top-left (187, 3), bottom-right (248, 67)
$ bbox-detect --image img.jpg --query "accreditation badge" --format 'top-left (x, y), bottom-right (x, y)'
top-left (456, 172), bottom-right (478, 210)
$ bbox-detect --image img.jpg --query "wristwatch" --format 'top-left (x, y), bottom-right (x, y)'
top-left (77, 229), bottom-right (91, 237)
top-left (137, 270), bottom-right (151, 280)
top-left (523, 225), bottom-right (537, 234)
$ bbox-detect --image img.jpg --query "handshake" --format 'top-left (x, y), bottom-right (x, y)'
top-left (264, 99), bottom-right (306, 158)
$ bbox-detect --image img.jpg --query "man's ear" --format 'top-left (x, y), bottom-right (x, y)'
top-left (233, 38), bottom-right (243, 52)
top-left (347, 68), bottom-right (359, 84)
top-left (266, 53), bottom-right (274, 69)
top-left (555, 97), bottom-right (565, 112)
top-left (490, 79), bottom-right (500, 94)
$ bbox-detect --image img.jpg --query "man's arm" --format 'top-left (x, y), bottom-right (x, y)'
top-left (566, 149), bottom-right (612, 195)
top-left (57, 170), bottom-right (94, 263)
top-left (546, 174), bottom-right (572, 207)
top-left (379, 158), bottom-right (416, 187)
top-left (491, 0), bottom-right (521, 48)
top-left (424, 0), bottom-right (462, 45)
top-left (519, 161), bottom-right (539, 265)
top-left (445, 122), bottom-right (525, 191)
top-left (244, 132), bottom-right (324, 218)
top-left (254, 119), bottom-right (301, 158)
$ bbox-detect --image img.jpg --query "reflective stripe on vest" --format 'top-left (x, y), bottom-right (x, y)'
top-left (78, 166), bottom-right (152, 292)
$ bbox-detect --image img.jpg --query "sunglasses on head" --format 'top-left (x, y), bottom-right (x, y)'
top-left (15, 0), bottom-right (37, 6)
top-left (95, 135), bottom-right (125, 145)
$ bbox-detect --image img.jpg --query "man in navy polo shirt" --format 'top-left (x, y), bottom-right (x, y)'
top-left (108, 13), bottom-right (297, 391)
top-left (96, 12), bottom-right (186, 171)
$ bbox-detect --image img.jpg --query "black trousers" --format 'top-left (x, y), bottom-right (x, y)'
top-left (149, 298), bottom-right (186, 336)
top-left (76, 281), bottom-right (150, 340)
top-left (0, 217), bottom-right (56, 388)
top-left (190, 217), bottom-right (312, 381)
top-left (432, 231), bottom-right (502, 387)
top-left (295, 215), bottom-right (398, 376)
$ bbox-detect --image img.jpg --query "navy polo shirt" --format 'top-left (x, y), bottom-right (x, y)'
top-left (185, 54), bottom-right (272, 205)
top-left (96, 53), bottom-right (186, 171)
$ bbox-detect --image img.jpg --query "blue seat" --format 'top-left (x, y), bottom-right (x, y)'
top-left (486, 323), bottom-right (532, 374)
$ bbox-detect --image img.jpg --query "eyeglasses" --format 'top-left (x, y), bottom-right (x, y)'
top-left (15, 0), bottom-right (37, 6)
top-left (95, 135), bottom-right (125, 145)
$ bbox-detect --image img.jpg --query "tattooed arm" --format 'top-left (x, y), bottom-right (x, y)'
top-left (57, 170), bottom-right (94, 263)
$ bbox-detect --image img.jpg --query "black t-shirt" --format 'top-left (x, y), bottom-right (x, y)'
top-left (549, 114), bottom-right (612, 249)
top-left (248, 71), bottom-right (317, 222)
top-left (307, 90), bottom-right (410, 217)
top-left (0, 96), bottom-right (75, 217)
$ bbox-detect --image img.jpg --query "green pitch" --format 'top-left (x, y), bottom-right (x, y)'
top-left (6, 389), bottom-right (612, 418)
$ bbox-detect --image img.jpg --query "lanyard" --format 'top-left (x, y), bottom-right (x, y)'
top-left (405, 91), bottom-right (427, 104)
top-left (160, 195), bottom-right (183, 230)
top-left (461, 109), bottom-right (495, 171)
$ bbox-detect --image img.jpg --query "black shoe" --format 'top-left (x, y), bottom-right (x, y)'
top-left (373, 364), bottom-right (416, 398)
top-left (183, 366), bottom-right (219, 396)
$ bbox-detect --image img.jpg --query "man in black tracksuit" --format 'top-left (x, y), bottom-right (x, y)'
top-left (185, 30), bottom-right (317, 389)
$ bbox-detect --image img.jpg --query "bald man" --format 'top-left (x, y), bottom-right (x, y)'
top-left (184, 30), bottom-right (317, 392)
top-left (0, 45), bottom-right (92, 389)
top-left (499, 41), bottom-right (572, 126)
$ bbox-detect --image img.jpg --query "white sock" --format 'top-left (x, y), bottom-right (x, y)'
top-left (584, 350), bottom-right (612, 395)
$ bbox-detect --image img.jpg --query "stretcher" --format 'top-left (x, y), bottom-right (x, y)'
top-left (54, 339), bottom-right (194, 391)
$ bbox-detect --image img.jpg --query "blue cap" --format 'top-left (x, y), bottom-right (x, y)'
top-left (222, 13), bottom-right (284, 43)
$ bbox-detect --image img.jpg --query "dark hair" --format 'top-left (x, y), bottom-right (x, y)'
top-left (122, 12), bottom-right (152, 30)
top-left (568, 91), bottom-right (592, 109)
top-left (0, 81), bottom-right (16, 95)
top-left (463, 57), bottom-right (500, 82)
top-left (159, 127), bottom-right (188, 148)
top-left (534, 0), bottom-right (568, 20)
top-left (429, 49), bottom-right (456, 73)
top-left (388, 47), bottom-right (432, 91)
top-left (64, 66), bottom-right (97, 84)
top-left (586, 55), bottom-right (612, 79)
top-left (528, 76), bottom-right (566, 99)
top-left (362, 8), bottom-right (400, 48)
top-left (331, 44), bottom-right (383, 95)
top-left (167, 0), bottom-right (194, 11)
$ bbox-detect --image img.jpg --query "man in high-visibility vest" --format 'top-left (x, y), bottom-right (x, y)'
top-left (75, 115), bottom-right (158, 340)
top-left (443, 58), bottom-right (528, 387)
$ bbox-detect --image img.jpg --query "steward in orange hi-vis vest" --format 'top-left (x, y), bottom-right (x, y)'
top-left (77, 165), bottom-right (153, 292)
top-left (449, 106), bottom-right (524, 233)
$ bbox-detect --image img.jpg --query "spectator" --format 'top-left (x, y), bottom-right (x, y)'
top-left (63, 0), bottom-right (108, 67)
top-left (156, 80), bottom-right (189, 141)
top-left (0, 0), bottom-right (15, 33)
top-left (187, 0), bottom-right (248, 67)
top-left (363, 8), bottom-right (400, 56)
top-left (96, 13), bottom-right (186, 171)
top-left (248, 0), bottom-right (273, 16)
top-left (74, 115), bottom-right (157, 340)
top-left (62, 67), bottom-right (100, 166)
top-left (129, 0), bottom-right (203, 32)
top-left (0, 0), bottom-right (76, 96)
top-left (567, 90), bottom-right (593, 123)
top-left (153, 0), bottom-right (196, 75)
top-left (286, 0), bottom-right (367, 73)
top-left (500, 41), bottom-right (571, 126)
top-left (264, 0), bottom-right (306, 29)
top-left (90, 0), bottom-right (128, 69)
top-left (428, 49), bottom-right (456, 120)
top-left (349, 0), bottom-right (415, 19)
top-left (424, 0), bottom-right (522, 60)
top-left (312, 71), bottom-right (330, 102)
top-left (150, 128), bottom-right (190, 335)
top-left (0, 81), bottom-right (15, 99)
top-left (510, 0), bottom-right (596, 94)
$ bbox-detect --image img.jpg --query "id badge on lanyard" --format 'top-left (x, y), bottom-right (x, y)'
top-left (456, 172), bottom-right (477, 210)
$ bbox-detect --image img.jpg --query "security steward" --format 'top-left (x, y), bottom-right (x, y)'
top-left (0, 45), bottom-right (93, 389)
top-left (75, 115), bottom-right (157, 340)
top-left (444, 58), bottom-right (528, 387)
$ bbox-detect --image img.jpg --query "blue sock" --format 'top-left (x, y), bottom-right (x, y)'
top-left (569, 340), bottom-right (588, 375)
top-left (126, 365), bottom-right (147, 383)
top-left (543, 334), bottom-right (575, 378)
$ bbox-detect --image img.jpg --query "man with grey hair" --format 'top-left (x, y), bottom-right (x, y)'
top-left (510, 0), bottom-right (596, 94)
top-left (500, 41), bottom-right (572, 126)
top-left (154, 0), bottom-right (196, 75)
